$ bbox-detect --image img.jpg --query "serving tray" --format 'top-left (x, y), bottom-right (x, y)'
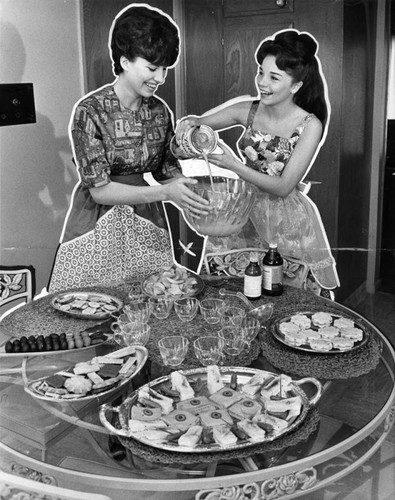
top-left (51, 291), bottom-right (123, 320)
top-left (24, 346), bottom-right (148, 403)
top-left (142, 266), bottom-right (204, 299)
top-left (271, 311), bottom-right (369, 354)
top-left (99, 366), bottom-right (322, 454)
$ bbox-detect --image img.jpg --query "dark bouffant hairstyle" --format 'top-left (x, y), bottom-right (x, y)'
top-left (256, 30), bottom-right (328, 127)
top-left (110, 5), bottom-right (180, 75)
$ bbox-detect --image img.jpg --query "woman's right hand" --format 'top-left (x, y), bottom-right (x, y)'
top-left (175, 116), bottom-right (201, 145)
top-left (164, 177), bottom-right (210, 216)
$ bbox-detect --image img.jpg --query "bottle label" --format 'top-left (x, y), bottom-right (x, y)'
top-left (262, 265), bottom-right (283, 291)
top-left (244, 275), bottom-right (262, 298)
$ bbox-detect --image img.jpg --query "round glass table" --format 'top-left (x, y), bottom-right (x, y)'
top-left (0, 282), bottom-right (394, 500)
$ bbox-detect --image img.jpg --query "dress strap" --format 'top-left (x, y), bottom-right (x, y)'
top-left (246, 100), bottom-right (260, 128)
top-left (294, 113), bottom-right (314, 135)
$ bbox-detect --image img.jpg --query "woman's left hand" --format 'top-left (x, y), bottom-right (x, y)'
top-left (207, 142), bottom-right (241, 172)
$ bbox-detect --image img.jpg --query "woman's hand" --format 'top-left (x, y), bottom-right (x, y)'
top-left (207, 142), bottom-right (242, 172)
top-left (164, 177), bottom-right (210, 216)
top-left (175, 116), bottom-right (201, 145)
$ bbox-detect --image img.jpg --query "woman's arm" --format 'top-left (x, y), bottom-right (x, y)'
top-left (175, 99), bottom-right (252, 144)
top-left (208, 117), bottom-right (323, 198)
top-left (89, 177), bottom-right (210, 214)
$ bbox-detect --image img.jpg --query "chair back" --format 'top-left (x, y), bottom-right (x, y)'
top-left (0, 265), bottom-right (35, 320)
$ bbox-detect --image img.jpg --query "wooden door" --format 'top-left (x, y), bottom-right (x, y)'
top-left (221, 1), bottom-right (295, 151)
top-left (184, 0), bottom-right (344, 251)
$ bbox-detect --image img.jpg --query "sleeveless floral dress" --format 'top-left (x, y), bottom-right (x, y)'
top-left (218, 100), bottom-right (339, 290)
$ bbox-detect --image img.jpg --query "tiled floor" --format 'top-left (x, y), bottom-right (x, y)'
top-left (303, 290), bottom-right (395, 500)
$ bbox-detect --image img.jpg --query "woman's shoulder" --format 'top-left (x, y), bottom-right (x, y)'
top-left (294, 113), bottom-right (322, 136)
top-left (75, 84), bottom-right (114, 110)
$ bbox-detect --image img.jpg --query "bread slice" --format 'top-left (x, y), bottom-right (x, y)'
top-left (162, 410), bottom-right (199, 431)
top-left (212, 425), bottom-right (238, 446)
top-left (209, 387), bottom-right (243, 408)
top-left (176, 396), bottom-right (218, 415)
top-left (199, 408), bottom-right (233, 427)
top-left (131, 405), bottom-right (162, 422)
top-left (206, 365), bottom-right (225, 394)
top-left (178, 425), bottom-right (203, 448)
top-left (228, 397), bottom-right (262, 420)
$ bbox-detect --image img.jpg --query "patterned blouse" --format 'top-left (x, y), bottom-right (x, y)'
top-left (70, 85), bottom-right (181, 187)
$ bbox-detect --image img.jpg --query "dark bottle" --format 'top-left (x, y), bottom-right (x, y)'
top-left (261, 243), bottom-right (283, 296)
top-left (243, 252), bottom-right (262, 300)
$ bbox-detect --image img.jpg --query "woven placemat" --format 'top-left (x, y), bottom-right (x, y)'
top-left (0, 285), bottom-right (129, 339)
top-left (261, 328), bottom-right (382, 380)
top-left (147, 310), bottom-right (261, 371)
top-left (118, 407), bottom-right (320, 465)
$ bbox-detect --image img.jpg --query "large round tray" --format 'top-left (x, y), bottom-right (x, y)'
top-left (99, 366), bottom-right (322, 454)
top-left (142, 267), bottom-right (204, 299)
top-left (272, 311), bottom-right (369, 354)
top-left (50, 291), bottom-right (123, 320)
top-left (23, 346), bottom-right (148, 404)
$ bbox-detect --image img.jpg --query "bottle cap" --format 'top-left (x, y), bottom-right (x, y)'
top-left (250, 251), bottom-right (258, 262)
top-left (269, 243), bottom-right (277, 249)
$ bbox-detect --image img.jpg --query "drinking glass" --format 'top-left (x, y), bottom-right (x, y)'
top-left (218, 326), bottom-right (247, 357)
top-left (218, 305), bottom-right (246, 328)
top-left (240, 316), bottom-right (261, 346)
top-left (149, 297), bottom-right (173, 320)
top-left (158, 336), bottom-right (189, 368)
top-left (193, 336), bottom-right (225, 366)
top-left (174, 297), bottom-right (200, 322)
top-left (113, 323), bottom-right (151, 347)
top-left (199, 298), bottom-right (225, 325)
top-left (124, 300), bottom-right (152, 324)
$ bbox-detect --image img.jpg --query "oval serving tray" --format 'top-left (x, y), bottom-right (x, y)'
top-left (99, 366), bottom-right (322, 454)
top-left (271, 311), bottom-right (369, 354)
top-left (24, 346), bottom-right (148, 403)
top-left (51, 291), bottom-right (123, 320)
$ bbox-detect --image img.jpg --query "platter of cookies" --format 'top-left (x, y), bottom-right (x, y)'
top-left (99, 365), bottom-right (322, 453)
top-left (271, 311), bottom-right (369, 354)
top-left (50, 291), bottom-right (123, 320)
top-left (24, 345), bottom-right (148, 403)
top-left (142, 264), bottom-right (204, 299)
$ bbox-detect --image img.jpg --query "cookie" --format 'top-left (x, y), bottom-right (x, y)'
top-left (290, 314), bottom-right (311, 329)
top-left (311, 312), bottom-right (332, 328)
top-left (318, 326), bottom-right (339, 339)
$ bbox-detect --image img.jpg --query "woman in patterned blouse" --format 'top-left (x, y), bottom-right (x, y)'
top-left (49, 4), bottom-right (209, 292)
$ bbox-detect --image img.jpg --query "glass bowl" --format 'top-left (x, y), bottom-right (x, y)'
top-left (183, 176), bottom-right (257, 237)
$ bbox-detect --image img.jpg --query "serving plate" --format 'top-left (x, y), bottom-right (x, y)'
top-left (271, 311), bottom-right (369, 354)
top-left (142, 265), bottom-right (204, 299)
top-left (23, 346), bottom-right (148, 403)
top-left (99, 366), bottom-right (322, 453)
top-left (51, 291), bottom-right (123, 320)
top-left (0, 334), bottom-right (109, 358)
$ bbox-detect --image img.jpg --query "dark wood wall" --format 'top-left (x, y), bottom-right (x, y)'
top-left (82, 0), bottom-right (175, 111)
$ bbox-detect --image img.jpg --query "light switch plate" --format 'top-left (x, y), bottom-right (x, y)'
top-left (0, 83), bottom-right (36, 126)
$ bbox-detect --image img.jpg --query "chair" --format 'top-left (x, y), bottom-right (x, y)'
top-left (0, 470), bottom-right (112, 500)
top-left (0, 265), bottom-right (35, 321)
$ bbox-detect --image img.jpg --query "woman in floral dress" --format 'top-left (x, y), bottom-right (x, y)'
top-left (175, 29), bottom-right (339, 293)
top-left (49, 5), bottom-right (209, 292)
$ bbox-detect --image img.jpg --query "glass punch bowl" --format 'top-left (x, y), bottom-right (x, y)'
top-left (184, 176), bottom-right (258, 237)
